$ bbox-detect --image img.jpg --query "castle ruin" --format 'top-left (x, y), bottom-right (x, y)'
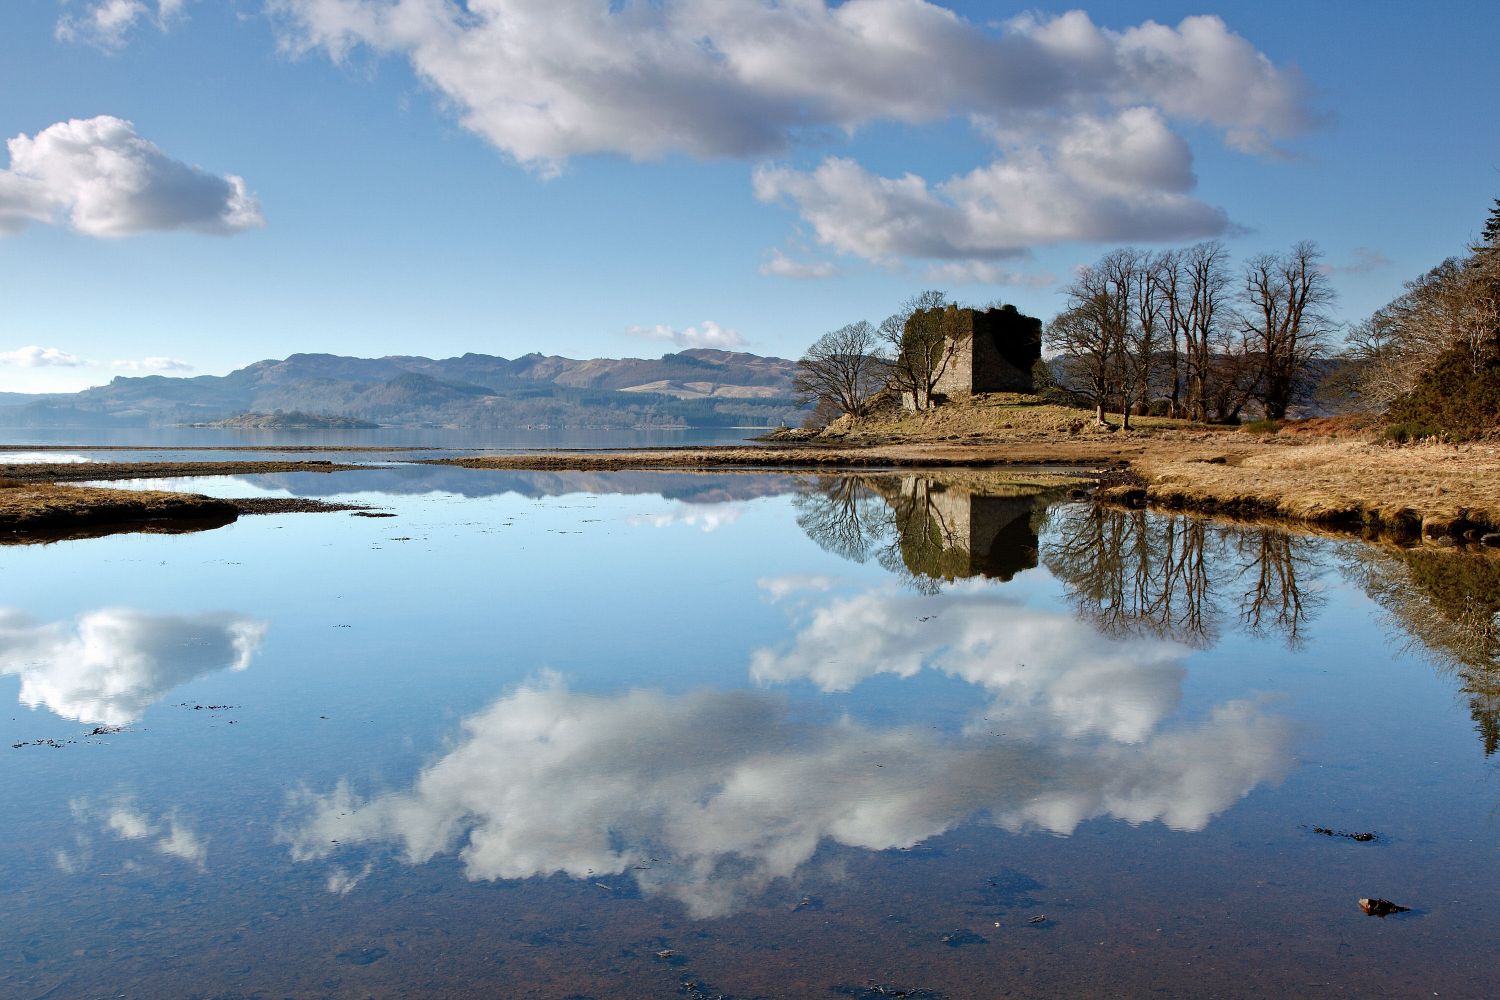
top-left (902, 304), bottom-right (1042, 410)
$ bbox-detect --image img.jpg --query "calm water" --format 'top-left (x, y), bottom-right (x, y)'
top-left (0, 425), bottom-right (759, 453)
top-left (3, 469), bottom-right (1498, 998)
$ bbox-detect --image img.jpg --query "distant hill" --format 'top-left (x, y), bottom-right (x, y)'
top-left (198, 412), bottom-right (381, 430)
top-left (0, 349), bottom-right (803, 430)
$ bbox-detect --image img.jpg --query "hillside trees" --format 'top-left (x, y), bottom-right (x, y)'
top-left (1340, 206), bottom-right (1500, 438)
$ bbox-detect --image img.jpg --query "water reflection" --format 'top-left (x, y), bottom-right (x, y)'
top-left (57, 798), bottom-right (209, 873)
top-left (241, 467), bottom-right (807, 503)
top-left (752, 583), bottom-right (1186, 744)
top-left (286, 648), bottom-right (1292, 918)
top-left (1341, 545), bottom-right (1500, 755)
top-left (794, 474), bottom-right (1053, 591)
top-left (0, 609), bottom-right (267, 724)
top-left (1043, 504), bottom-right (1325, 648)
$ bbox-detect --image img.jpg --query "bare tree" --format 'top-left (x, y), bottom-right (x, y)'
top-left (793, 320), bottom-right (889, 420)
top-left (1180, 241), bottom-right (1232, 421)
top-left (879, 289), bottom-right (960, 411)
top-left (1053, 251), bottom-right (1134, 427)
top-left (1048, 304), bottom-right (1115, 427)
top-left (1241, 241), bottom-right (1337, 419)
top-left (1123, 250), bottom-right (1168, 426)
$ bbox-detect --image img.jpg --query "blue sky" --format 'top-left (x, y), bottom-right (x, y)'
top-left (1, 0), bottom-right (1497, 392)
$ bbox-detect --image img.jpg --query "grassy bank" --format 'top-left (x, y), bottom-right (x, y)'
top-left (434, 394), bottom-right (1500, 541)
top-left (1, 459), bottom-right (367, 484)
top-left (1112, 439), bottom-right (1500, 537)
top-left (0, 481), bottom-right (239, 541)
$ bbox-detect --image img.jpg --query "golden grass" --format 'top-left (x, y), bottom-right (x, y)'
top-left (2, 460), bottom-right (365, 484)
top-left (1126, 439), bottom-right (1500, 534)
top-left (0, 482), bottom-right (238, 536)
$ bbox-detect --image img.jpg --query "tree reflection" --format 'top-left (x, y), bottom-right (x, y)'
top-left (793, 474), bottom-right (1051, 591)
top-left (1341, 545), bottom-right (1500, 756)
top-left (1043, 505), bottom-right (1324, 650)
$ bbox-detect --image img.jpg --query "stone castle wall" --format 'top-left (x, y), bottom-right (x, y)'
top-left (905, 304), bottom-right (1042, 408)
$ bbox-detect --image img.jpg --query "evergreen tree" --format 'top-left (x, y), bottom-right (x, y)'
top-left (1484, 197), bottom-right (1500, 245)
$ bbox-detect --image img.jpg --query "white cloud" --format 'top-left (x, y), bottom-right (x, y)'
top-left (753, 109), bottom-right (1229, 264)
top-left (625, 321), bottom-right (747, 351)
top-left (56, 0), bottom-right (187, 50)
top-left (759, 250), bottom-right (840, 280)
top-left (924, 261), bottom-right (1055, 288)
top-left (267, 3), bottom-right (1314, 265)
top-left (268, 3), bottom-right (1312, 170)
top-left (282, 673), bottom-right (1292, 918)
top-left (111, 356), bottom-right (194, 372)
top-left (0, 608), bottom-right (268, 725)
top-left (0, 345), bottom-right (86, 367)
top-left (0, 116), bottom-right (263, 238)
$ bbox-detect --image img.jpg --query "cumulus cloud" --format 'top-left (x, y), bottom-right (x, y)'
top-left (753, 109), bottom-right (1229, 263)
top-left (282, 673), bottom-right (1292, 918)
top-left (56, 0), bottom-right (188, 50)
top-left (0, 345), bottom-right (86, 367)
top-left (0, 608), bottom-right (268, 725)
top-left (759, 250), bottom-right (841, 280)
top-left (268, 3), bottom-right (1312, 169)
top-left (0, 116), bottom-right (263, 238)
top-left (267, 3), bottom-right (1314, 264)
top-left (111, 356), bottom-right (193, 372)
top-left (625, 321), bottom-right (747, 351)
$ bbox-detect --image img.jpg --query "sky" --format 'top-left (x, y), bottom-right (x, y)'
top-left (1, 0), bottom-right (1497, 392)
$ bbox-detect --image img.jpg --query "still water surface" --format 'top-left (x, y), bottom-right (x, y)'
top-left (2, 469), bottom-right (1497, 997)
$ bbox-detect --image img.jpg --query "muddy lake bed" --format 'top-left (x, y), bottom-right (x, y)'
top-left (3, 456), bottom-right (1498, 997)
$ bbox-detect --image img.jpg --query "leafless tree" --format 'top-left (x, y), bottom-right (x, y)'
top-left (1241, 241), bottom-right (1337, 419)
top-left (1052, 252), bottom-right (1133, 426)
top-left (879, 289), bottom-right (960, 411)
top-left (793, 320), bottom-right (889, 419)
top-left (1048, 304), bottom-right (1116, 427)
top-left (1179, 241), bottom-right (1233, 421)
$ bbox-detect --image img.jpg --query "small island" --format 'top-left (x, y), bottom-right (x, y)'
top-left (192, 411), bottom-right (381, 430)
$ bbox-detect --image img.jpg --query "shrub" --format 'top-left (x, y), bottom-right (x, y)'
top-left (1386, 332), bottom-right (1500, 442)
top-left (1241, 418), bottom-right (1281, 434)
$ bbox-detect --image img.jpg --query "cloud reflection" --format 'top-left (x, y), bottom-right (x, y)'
top-left (0, 608), bottom-right (267, 724)
top-left (284, 667), bottom-right (1291, 918)
top-left (752, 583), bottom-right (1187, 744)
top-left (59, 798), bottom-right (209, 873)
top-left (628, 501), bottom-right (748, 533)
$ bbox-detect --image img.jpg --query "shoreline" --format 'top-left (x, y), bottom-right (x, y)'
top-left (424, 434), bottom-right (1500, 543)
top-left (5, 417), bottom-right (1497, 547)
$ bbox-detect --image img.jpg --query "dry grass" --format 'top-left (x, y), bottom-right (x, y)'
top-left (818, 392), bottom-right (1201, 444)
top-left (0, 482), bottom-right (238, 539)
top-left (1, 460), bottom-right (366, 484)
top-left (1125, 439), bottom-right (1500, 534)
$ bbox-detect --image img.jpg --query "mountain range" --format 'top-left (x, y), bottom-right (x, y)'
top-left (0, 349), bottom-right (803, 430)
